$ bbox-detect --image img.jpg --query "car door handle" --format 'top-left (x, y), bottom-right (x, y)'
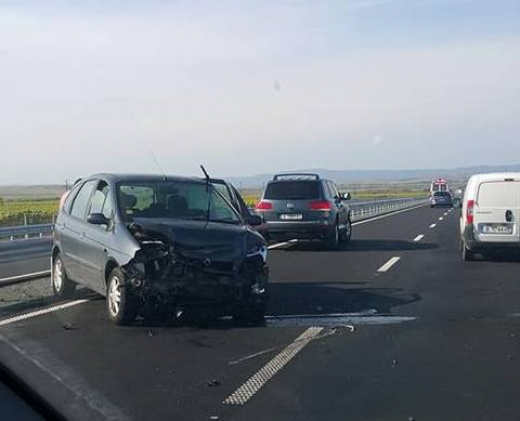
top-left (506, 210), bottom-right (513, 222)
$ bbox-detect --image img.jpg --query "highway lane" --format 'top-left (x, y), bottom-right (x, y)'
top-left (2, 206), bottom-right (520, 421)
top-left (0, 238), bottom-right (51, 279)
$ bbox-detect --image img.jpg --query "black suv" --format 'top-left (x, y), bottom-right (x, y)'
top-left (52, 174), bottom-right (268, 325)
top-left (255, 173), bottom-right (352, 248)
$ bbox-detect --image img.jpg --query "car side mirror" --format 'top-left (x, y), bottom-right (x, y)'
top-left (87, 213), bottom-right (110, 226)
top-left (247, 214), bottom-right (262, 227)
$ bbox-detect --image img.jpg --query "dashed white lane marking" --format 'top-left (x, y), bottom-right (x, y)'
top-left (377, 256), bottom-right (401, 273)
top-left (413, 234), bottom-right (425, 242)
top-left (429, 223), bottom-right (437, 228)
top-left (438, 217), bottom-right (444, 221)
top-left (443, 212), bottom-right (448, 216)
top-left (352, 203), bottom-right (427, 226)
top-left (0, 299), bottom-right (90, 328)
top-left (223, 327), bottom-right (324, 405)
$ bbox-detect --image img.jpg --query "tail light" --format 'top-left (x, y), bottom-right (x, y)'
top-left (256, 201), bottom-right (273, 211)
top-left (466, 200), bottom-right (475, 225)
top-left (310, 200), bottom-right (331, 211)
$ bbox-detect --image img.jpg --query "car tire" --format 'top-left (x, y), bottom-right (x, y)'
top-left (461, 241), bottom-right (475, 261)
top-left (106, 268), bottom-right (138, 325)
top-left (327, 222), bottom-right (340, 250)
top-left (341, 218), bottom-right (352, 243)
top-left (52, 254), bottom-right (77, 298)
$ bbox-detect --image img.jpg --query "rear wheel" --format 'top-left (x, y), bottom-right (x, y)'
top-left (106, 268), bottom-right (138, 325)
top-left (52, 254), bottom-right (76, 298)
top-left (327, 222), bottom-right (340, 249)
top-left (341, 218), bottom-right (352, 243)
top-left (461, 240), bottom-right (475, 261)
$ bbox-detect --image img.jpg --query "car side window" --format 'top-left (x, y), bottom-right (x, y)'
top-left (89, 182), bottom-right (114, 220)
top-left (325, 182), bottom-right (337, 199)
top-left (70, 181), bottom-right (97, 220)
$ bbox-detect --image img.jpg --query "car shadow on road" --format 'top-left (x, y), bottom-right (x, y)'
top-left (282, 239), bottom-right (437, 253)
top-left (267, 282), bottom-right (421, 315)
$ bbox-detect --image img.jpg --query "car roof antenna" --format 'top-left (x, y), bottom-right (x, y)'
top-left (200, 165), bottom-right (211, 225)
top-left (146, 148), bottom-right (168, 181)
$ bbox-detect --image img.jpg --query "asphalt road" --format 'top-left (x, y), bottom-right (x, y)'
top-left (0, 238), bottom-right (51, 279)
top-left (2, 206), bottom-right (520, 421)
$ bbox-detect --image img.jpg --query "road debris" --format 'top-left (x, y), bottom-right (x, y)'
top-left (207, 379), bottom-right (221, 387)
top-left (391, 357), bottom-right (399, 367)
top-left (62, 322), bottom-right (78, 330)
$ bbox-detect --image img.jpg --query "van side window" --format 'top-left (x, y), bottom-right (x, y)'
top-left (89, 182), bottom-right (114, 220)
top-left (70, 181), bottom-right (97, 220)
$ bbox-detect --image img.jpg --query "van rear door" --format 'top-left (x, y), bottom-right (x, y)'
top-left (474, 180), bottom-right (520, 243)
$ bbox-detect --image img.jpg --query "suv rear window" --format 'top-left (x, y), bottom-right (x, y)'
top-left (264, 181), bottom-right (321, 200)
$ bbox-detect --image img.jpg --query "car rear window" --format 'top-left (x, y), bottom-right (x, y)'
top-left (434, 191), bottom-right (450, 197)
top-left (264, 181), bottom-right (321, 200)
top-left (477, 182), bottom-right (520, 208)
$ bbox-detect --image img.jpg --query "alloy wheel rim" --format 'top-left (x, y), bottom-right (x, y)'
top-left (53, 259), bottom-right (63, 291)
top-left (108, 276), bottom-right (122, 317)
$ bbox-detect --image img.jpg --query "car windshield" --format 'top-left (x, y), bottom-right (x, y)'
top-left (118, 181), bottom-right (241, 224)
top-left (264, 181), bottom-right (321, 200)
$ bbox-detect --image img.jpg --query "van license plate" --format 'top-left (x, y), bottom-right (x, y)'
top-left (480, 224), bottom-right (513, 234)
top-left (280, 213), bottom-right (303, 220)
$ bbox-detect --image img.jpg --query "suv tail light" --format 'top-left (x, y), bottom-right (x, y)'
top-left (256, 201), bottom-right (273, 211)
top-left (466, 200), bottom-right (475, 225)
top-left (310, 200), bottom-right (331, 211)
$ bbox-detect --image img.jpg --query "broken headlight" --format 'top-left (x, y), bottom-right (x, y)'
top-left (247, 245), bottom-right (267, 262)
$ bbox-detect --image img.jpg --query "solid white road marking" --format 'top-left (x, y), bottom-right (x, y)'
top-left (0, 299), bottom-right (90, 328)
top-left (352, 203), bottom-right (427, 226)
top-left (268, 239), bottom-right (298, 250)
top-left (223, 327), bottom-right (324, 405)
top-left (265, 313), bottom-right (417, 328)
top-left (429, 223), bottom-right (436, 228)
top-left (0, 270), bottom-right (51, 285)
top-left (413, 234), bottom-right (425, 242)
top-left (377, 257), bottom-right (401, 273)
top-left (268, 241), bottom-right (290, 250)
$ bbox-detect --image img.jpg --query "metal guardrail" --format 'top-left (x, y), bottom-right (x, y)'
top-left (349, 197), bottom-right (429, 222)
top-left (0, 224), bottom-right (53, 240)
top-left (0, 270), bottom-right (51, 287)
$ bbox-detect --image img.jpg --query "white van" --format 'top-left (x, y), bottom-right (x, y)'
top-left (460, 173), bottom-right (520, 261)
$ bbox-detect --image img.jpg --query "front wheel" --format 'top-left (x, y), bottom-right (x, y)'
top-left (52, 254), bottom-right (76, 298)
top-left (106, 268), bottom-right (138, 325)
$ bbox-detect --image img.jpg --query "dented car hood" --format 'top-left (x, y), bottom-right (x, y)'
top-left (129, 218), bottom-right (264, 261)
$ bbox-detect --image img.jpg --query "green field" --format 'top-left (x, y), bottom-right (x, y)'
top-left (239, 189), bottom-right (427, 207)
top-left (0, 198), bottom-right (59, 227)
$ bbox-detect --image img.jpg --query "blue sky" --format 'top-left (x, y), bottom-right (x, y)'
top-left (1, 0), bottom-right (519, 183)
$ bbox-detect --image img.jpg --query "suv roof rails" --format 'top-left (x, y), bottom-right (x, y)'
top-left (272, 173), bottom-right (320, 181)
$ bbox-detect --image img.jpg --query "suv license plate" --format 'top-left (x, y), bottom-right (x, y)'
top-left (480, 224), bottom-right (513, 235)
top-left (280, 213), bottom-right (303, 221)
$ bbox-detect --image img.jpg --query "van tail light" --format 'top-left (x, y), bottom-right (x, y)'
top-left (256, 201), bottom-right (273, 211)
top-left (310, 200), bottom-right (331, 211)
top-left (466, 200), bottom-right (475, 225)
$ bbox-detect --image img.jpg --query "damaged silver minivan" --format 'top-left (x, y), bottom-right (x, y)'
top-left (51, 174), bottom-right (268, 325)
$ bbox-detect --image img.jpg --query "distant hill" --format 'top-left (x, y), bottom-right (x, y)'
top-left (227, 165), bottom-right (520, 188)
